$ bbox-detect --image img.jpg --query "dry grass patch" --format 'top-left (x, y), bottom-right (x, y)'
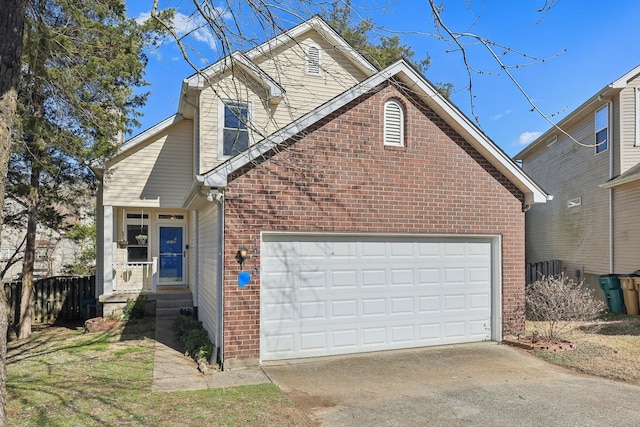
top-left (7, 318), bottom-right (311, 426)
top-left (528, 316), bottom-right (640, 385)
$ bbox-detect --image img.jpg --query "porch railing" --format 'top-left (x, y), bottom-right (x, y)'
top-left (112, 257), bottom-right (157, 294)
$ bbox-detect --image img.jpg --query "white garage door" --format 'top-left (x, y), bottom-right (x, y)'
top-left (260, 234), bottom-right (495, 361)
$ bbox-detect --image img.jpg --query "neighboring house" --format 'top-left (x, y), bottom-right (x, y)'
top-left (515, 65), bottom-right (640, 293)
top-left (96, 16), bottom-right (547, 368)
top-left (1, 199), bottom-right (86, 281)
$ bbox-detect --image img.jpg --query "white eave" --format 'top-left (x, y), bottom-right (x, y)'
top-left (116, 114), bottom-right (183, 157)
top-left (201, 60), bottom-right (549, 205)
top-left (184, 52), bottom-right (284, 102)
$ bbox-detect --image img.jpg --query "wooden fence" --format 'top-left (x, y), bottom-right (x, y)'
top-left (4, 275), bottom-right (96, 325)
top-left (525, 260), bottom-right (562, 284)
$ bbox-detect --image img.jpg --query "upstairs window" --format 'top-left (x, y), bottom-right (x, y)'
top-left (306, 44), bottom-right (321, 76)
top-left (384, 99), bottom-right (405, 147)
top-left (222, 101), bottom-right (249, 157)
top-left (595, 105), bottom-right (609, 154)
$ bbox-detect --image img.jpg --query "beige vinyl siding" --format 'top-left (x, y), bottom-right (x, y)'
top-left (522, 114), bottom-right (611, 274)
top-left (197, 30), bottom-right (369, 173)
top-left (619, 76), bottom-right (640, 172)
top-left (198, 71), bottom-right (271, 173)
top-left (253, 34), bottom-right (369, 126)
top-left (613, 181), bottom-right (640, 272)
top-left (104, 119), bottom-right (193, 207)
top-left (196, 203), bottom-right (220, 349)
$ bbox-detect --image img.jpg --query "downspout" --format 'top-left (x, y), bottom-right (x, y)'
top-left (608, 100), bottom-right (614, 273)
top-left (216, 194), bottom-right (225, 369)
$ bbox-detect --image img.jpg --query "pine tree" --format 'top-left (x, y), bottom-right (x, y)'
top-left (12, 0), bottom-right (166, 339)
top-left (323, 0), bottom-right (452, 98)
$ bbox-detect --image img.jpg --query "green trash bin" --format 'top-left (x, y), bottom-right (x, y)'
top-left (599, 274), bottom-right (625, 314)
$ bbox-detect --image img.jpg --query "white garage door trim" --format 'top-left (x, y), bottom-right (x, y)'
top-left (260, 232), bottom-right (502, 362)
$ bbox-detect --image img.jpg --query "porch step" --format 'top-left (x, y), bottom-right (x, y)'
top-left (154, 292), bottom-right (193, 319)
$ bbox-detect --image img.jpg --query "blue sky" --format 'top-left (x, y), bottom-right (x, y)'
top-left (125, 1), bottom-right (640, 158)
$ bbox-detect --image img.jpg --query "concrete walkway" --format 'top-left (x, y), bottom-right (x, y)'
top-left (151, 317), bottom-right (269, 392)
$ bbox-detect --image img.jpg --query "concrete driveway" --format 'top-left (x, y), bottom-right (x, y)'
top-left (263, 343), bottom-right (640, 426)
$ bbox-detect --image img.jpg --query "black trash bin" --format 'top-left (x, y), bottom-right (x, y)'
top-left (599, 274), bottom-right (625, 314)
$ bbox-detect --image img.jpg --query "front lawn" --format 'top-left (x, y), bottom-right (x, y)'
top-left (6, 318), bottom-right (310, 426)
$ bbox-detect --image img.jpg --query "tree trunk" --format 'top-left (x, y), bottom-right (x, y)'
top-left (17, 165), bottom-right (39, 339)
top-left (0, 1), bottom-right (28, 425)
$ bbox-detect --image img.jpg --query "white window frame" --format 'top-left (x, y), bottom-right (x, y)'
top-left (305, 44), bottom-right (321, 76)
top-left (125, 212), bottom-right (149, 262)
top-left (383, 99), bottom-right (405, 147)
top-left (595, 105), bottom-right (609, 155)
top-left (218, 99), bottom-right (251, 159)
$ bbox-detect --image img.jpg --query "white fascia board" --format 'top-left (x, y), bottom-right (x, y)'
top-left (116, 114), bottom-right (183, 156)
top-left (610, 64), bottom-right (640, 88)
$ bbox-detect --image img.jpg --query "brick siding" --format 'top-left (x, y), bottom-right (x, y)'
top-left (222, 81), bottom-right (526, 362)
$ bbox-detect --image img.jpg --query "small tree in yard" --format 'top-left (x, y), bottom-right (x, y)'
top-left (526, 275), bottom-right (605, 340)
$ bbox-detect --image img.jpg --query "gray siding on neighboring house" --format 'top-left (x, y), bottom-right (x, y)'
top-left (197, 203), bottom-right (220, 350)
top-left (619, 77), bottom-right (640, 172)
top-left (522, 111), bottom-right (611, 275)
top-left (613, 181), bottom-right (640, 272)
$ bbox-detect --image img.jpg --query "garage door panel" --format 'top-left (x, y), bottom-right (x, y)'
top-left (418, 268), bottom-right (440, 285)
top-left (390, 297), bottom-right (414, 314)
top-left (390, 269), bottom-right (414, 286)
top-left (362, 242), bottom-right (386, 257)
top-left (331, 270), bottom-right (358, 287)
top-left (261, 235), bottom-right (494, 361)
top-left (362, 269), bottom-right (385, 287)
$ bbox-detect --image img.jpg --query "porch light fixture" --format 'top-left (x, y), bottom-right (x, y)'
top-left (235, 246), bottom-right (248, 267)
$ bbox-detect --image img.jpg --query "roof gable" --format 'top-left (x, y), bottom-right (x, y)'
top-left (200, 60), bottom-right (548, 205)
top-left (180, 16), bottom-right (376, 95)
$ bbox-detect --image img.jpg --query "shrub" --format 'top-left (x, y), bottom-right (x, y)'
top-left (525, 274), bottom-right (605, 340)
top-left (121, 296), bottom-right (147, 320)
top-left (175, 314), bottom-right (214, 370)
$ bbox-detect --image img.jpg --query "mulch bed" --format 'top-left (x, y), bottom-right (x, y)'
top-left (84, 317), bottom-right (126, 333)
top-left (504, 336), bottom-right (577, 352)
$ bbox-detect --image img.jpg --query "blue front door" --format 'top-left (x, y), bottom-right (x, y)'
top-left (158, 225), bottom-right (184, 284)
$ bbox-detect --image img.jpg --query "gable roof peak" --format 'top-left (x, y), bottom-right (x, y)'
top-left (182, 15), bottom-right (376, 91)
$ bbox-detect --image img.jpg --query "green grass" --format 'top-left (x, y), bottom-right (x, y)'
top-left (7, 318), bottom-right (309, 426)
